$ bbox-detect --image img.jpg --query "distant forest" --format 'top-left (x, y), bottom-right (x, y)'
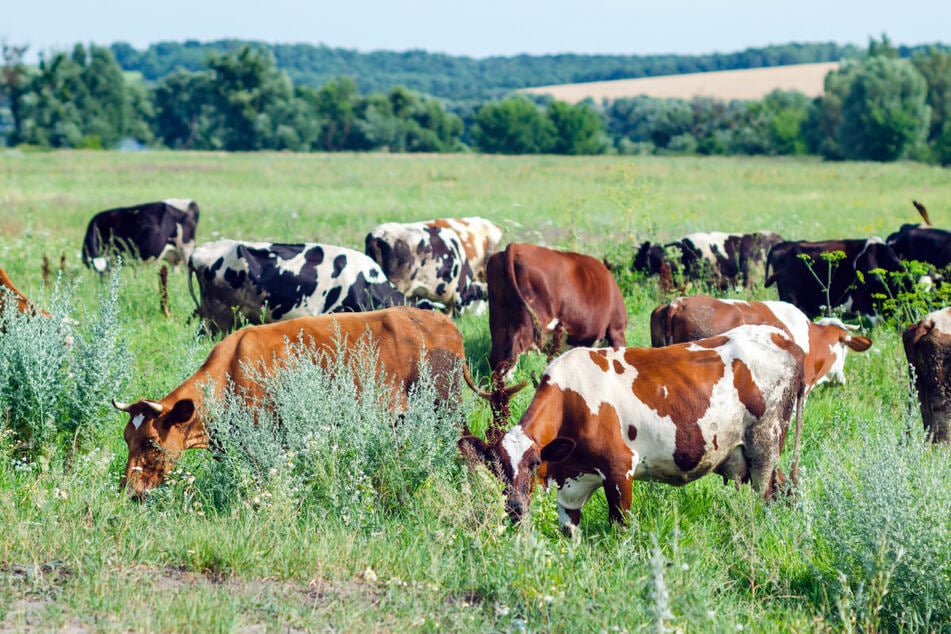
top-left (2, 37), bottom-right (950, 164)
top-left (108, 40), bottom-right (873, 100)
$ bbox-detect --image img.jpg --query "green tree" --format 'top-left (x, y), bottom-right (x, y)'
top-left (312, 76), bottom-right (360, 151)
top-left (546, 100), bottom-right (607, 154)
top-left (911, 47), bottom-right (951, 143)
top-left (471, 96), bottom-right (554, 154)
top-left (152, 70), bottom-right (214, 149)
top-left (838, 55), bottom-right (930, 161)
top-left (1, 41), bottom-right (31, 145)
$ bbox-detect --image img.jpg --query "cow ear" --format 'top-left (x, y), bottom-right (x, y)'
top-left (165, 399), bottom-right (196, 426)
top-left (846, 335), bottom-right (872, 352)
top-left (540, 437), bottom-right (576, 463)
top-left (458, 435), bottom-right (491, 465)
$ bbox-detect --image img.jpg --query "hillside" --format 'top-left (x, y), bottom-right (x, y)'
top-left (519, 62), bottom-right (839, 103)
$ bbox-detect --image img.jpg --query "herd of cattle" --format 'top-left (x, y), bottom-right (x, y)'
top-left (2, 197), bottom-right (950, 534)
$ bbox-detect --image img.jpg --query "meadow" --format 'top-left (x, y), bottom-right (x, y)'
top-left (1, 149), bottom-right (951, 632)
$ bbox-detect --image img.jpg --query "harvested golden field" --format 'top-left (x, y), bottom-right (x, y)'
top-left (519, 61), bottom-right (839, 103)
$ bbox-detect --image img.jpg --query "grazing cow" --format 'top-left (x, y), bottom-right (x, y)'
top-left (650, 296), bottom-right (872, 392)
top-left (82, 199), bottom-right (199, 272)
top-left (764, 238), bottom-right (906, 319)
top-left (0, 268), bottom-right (48, 318)
top-left (459, 325), bottom-right (806, 534)
top-left (903, 307), bottom-right (951, 443)
top-left (486, 243), bottom-right (627, 373)
top-left (365, 222), bottom-right (486, 314)
top-left (633, 231), bottom-right (782, 289)
top-left (188, 239), bottom-right (407, 333)
top-left (115, 307), bottom-right (495, 496)
top-left (424, 217), bottom-right (503, 281)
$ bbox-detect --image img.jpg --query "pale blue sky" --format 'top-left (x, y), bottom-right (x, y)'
top-left (5, 0), bottom-right (949, 60)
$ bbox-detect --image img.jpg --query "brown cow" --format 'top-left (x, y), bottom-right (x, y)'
top-left (115, 306), bottom-right (498, 496)
top-left (650, 296), bottom-right (872, 392)
top-left (486, 243), bottom-right (628, 373)
top-left (0, 268), bottom-right (48, 319)
top-left (460, 325), bottom-right (805, 535)
top-left (903, 307), bottom-right (951, 443)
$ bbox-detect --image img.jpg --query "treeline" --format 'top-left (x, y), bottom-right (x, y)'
top-left (108, 40), bottom-right (866, 100)
top-left (1, 38), bottom-right (950, 164)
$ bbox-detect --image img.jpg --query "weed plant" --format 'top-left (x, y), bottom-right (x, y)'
top-left (0, 268), bottom-right (132, 459)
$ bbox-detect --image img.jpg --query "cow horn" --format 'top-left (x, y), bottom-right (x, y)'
top-left (143, 400), bottom-right (164, 414)
top-left (842, 323), bottom-right (860, 331)
top-left (112, 399), bottom-right (132, 412)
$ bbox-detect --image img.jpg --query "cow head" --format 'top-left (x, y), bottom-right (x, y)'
top-left (113, 397), bottom-right (203, 497)
top-left (459, 427), bottom-right (575, 521)
top-left (812, 319), bottom-right (872, 386)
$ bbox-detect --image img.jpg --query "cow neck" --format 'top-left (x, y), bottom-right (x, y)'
top-left (162, 381), bottom-right (211, 451)
top-left (515, 381), bottom-right (565, 450)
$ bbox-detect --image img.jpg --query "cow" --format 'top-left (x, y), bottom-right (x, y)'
top-left (423, 217), bottom-right (503, 281)
top-left (364, 222), bottom-right (486, 315)
top-left (886, 225), bottom-right (951, 271)
top-left (459, 325), bottom-right (806, 535)
top-left (764, 238), bottom-right (907, 319)
top-left (0, 268), bottom-right (48, 319)
top-left (650, 296), bottom-right (872, 392)
top-left (486, 243), bottom-right (628, 374)
top-left (903, 307), bottom-right (951, 443)
top-left (81, 199), bottom-right (199, 272)
top-left (188, 239), bottom-right (408, 334)
top-left (115, 307), bottom-right (503, 497)
top-left (633, 231), bottom-right (783, 290)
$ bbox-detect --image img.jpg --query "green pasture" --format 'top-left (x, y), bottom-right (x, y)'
top-left (1, 150), bottom-right (951, 632)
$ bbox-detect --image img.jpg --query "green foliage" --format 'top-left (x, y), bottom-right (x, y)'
top-left (472, 96), bottom-right (556, 154)
top-left (810, 408), bottom-right (951, 631)
top-left (838, 56), bottom-right (931, 161)
top-left (546, 101), bottom-right (607, 155)
top-left (0, 269), bottom-right (132, 458)
top-left (911, 47), bottom-right (951, 142)
top-left (189, 330), bottom-right (465, 530)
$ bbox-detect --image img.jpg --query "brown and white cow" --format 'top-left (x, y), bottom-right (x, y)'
top-left (460, 325), bottom-right (805, 534)
top-left (650, 296), bottom-right (872, 392)
top-left (425, 217), bottom-right (503, 281)
top-left (903, 307), bottom-right (951, 443)
top-left (0, 268), bottom-right (48, 318)
top-left (114, 307), bottom-right (495, 497)
top-left (486, 243), bottom-right (628, 373)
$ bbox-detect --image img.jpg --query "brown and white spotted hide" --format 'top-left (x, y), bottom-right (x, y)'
top-left (115, 307), bottom-right (471, 497)
top-left (460, 325), bottom-right (805, 534)
top-left (903, 307), bottom-right (951, 443)
top-left (424, 217), bottom-right (503, 281)
top-left (486, 243), bottom-right (627, 373)
top-left (650, 296), bottom-right (871, 393)
top-left (365, 222), bottom-right (485, 315)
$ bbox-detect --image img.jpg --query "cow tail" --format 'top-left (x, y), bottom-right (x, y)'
top-left (187, 260), bottom-right (201, 313)
top-left (789, 383), bottom-right (805, 489)
top-left (505, 244), bottom-right (543, 347)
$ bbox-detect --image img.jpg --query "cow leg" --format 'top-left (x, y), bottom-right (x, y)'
top-left (555, 473), bottom-right (602, 536)
top-left (602, 475), bottom-right (634, 526)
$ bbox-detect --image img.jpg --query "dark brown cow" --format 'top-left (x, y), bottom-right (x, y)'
top-left (486, 243), bottom-right (628, 373)
top-left (460, 325), bottom-right (805, 535)
top-left (903, 307), bottom-right (951, 443)
top-left (650, 296), bottom-right (872, 392)
top-left (114, 307), bottom-right (494, 496)
top-left (0, 268), bottom-right (48, 319)
top-left (764, 238), bottom-right (906, 319)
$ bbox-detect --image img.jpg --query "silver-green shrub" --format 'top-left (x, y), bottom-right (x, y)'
top-left (810, 404), bottom-right (951, 631)
top-left (198, 329), bottom-right (465, 529)
top-left (0, 269), bottom-right (132, 457)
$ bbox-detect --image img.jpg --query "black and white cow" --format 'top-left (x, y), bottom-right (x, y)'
top-left (365, 222), bottom-right (486, 315)
top-left (633, 230), bottom-right (782, 289)
top-left (188, 239), bottom-right (407, 333)
top-left (82, 199), bottom-right (200, 272)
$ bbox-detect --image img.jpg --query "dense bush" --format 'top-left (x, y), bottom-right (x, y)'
top-left (0, 269), bottom-right (132, 457)
top-left (809, 405), bottom-right (951, 631)
top-left (173, 330), bottom-right (467, 530)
